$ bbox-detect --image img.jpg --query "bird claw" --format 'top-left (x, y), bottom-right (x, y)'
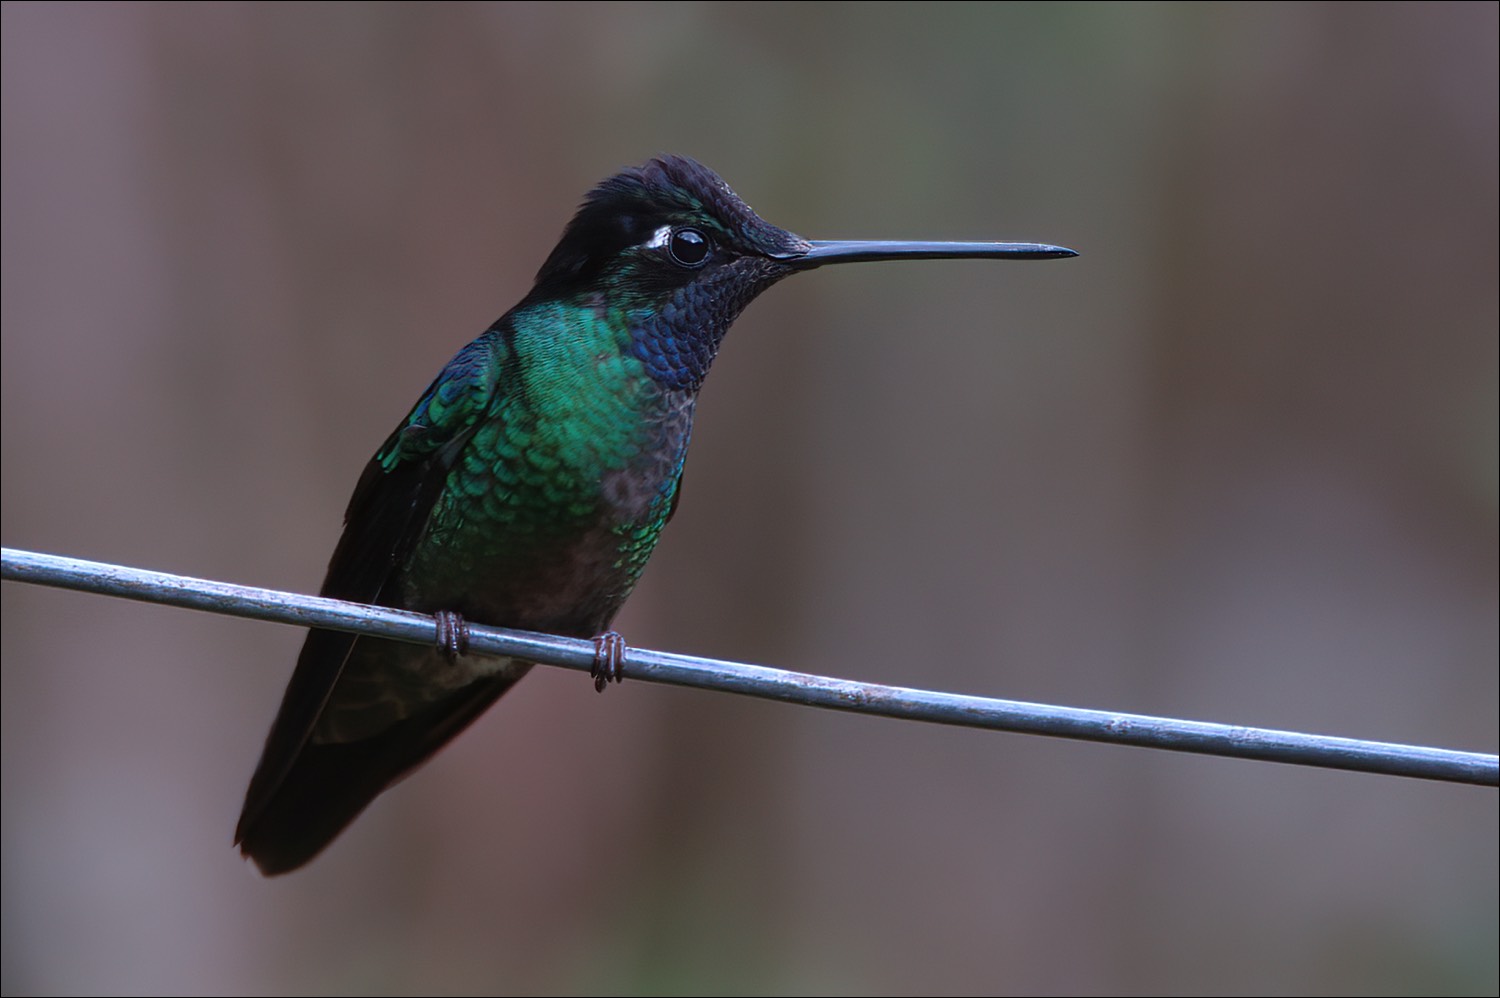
top-left (434, 610), bottom-right (470, 662)
top-left (591, 631), bottom-right (627, 692)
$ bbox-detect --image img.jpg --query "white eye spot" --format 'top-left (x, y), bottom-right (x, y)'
top-left (642, 225), bottom-right (673, 250)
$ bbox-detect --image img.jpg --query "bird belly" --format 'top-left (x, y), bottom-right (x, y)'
top-left (312, 388), bottom-right (695, 745)
top-left (400, 387), bottom-right (695, 634)
top-left (314, 466), bottom-right (683, 744)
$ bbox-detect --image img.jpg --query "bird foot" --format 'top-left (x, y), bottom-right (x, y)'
top-left (434, 610), bottom-right (470, 662)
top-left (591, 631), bottom-right (627, 692)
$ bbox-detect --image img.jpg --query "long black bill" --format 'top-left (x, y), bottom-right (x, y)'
top-left (790, 239), bottom-right (1077, 268)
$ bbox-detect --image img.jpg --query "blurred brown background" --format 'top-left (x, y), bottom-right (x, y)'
top-left (2, 3), bottom-right (1495, 994)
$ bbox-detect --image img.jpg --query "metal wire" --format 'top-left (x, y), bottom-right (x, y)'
top-left (3, 546), bottom-right (1495, 787)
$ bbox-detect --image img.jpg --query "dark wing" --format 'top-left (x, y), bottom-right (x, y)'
top-left (235, 330), bottom-right (507, 870)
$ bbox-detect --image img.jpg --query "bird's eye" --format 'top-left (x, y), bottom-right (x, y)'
top-left (668, 227), bottom-right (710, 268)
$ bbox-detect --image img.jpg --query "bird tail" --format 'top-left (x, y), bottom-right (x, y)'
top-left (234, 663), bottom-right (527, 876)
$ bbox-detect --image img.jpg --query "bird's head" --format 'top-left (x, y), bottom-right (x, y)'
top-left (526, 155), bottom-right (1074, 391)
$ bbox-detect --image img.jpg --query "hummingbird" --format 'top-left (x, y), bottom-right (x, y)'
top-left (235, 154), bottom-right (1075, 874)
